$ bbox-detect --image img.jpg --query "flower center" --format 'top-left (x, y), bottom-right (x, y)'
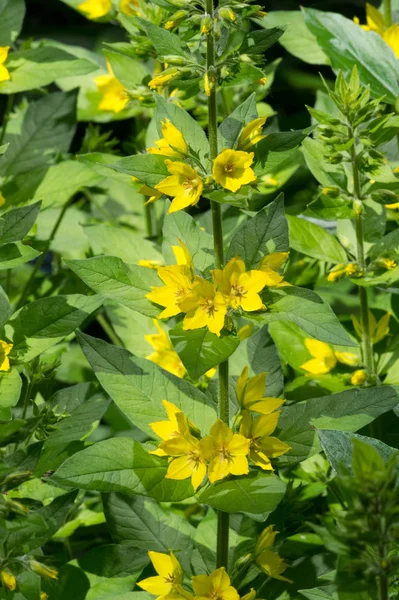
top-left (182, 179), bottom-right (194, 190)
top-left (210, 590), bottom-right (224, 600)
top-left (174, 286), bottom-right (188, 299)
top-left (231, 283), bottom-right (246, 298)
top-left (225, 163), bottom-right (235, 173)
top-left (201, 297), bottom-right (217, 316)
top-left (164, 573), bottom-right (176, 584)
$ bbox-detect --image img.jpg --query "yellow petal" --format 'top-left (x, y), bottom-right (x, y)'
top-left (228, 454), bottom-right (249, 476)
top-left (259, 436), bottom-right (291, 458)
top-left (138, 575), bottom-right (172, 595)
top-left (334, 351), bottom-right (360, 366)
top-left (252, 412), bottom-right (280, 438)
top-left (166, 455), bottom-right (194, 480)
top-left (304, 338), bottom-right (334, 361)
top-left (0, 63), bottom-right (10, 82)
top-left (249, 397), bottom-right (284, 415)
top-left (300, 358), bottom-right (331, 375)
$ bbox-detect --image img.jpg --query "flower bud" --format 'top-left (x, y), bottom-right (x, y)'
top-left (219, 7), bottom-right (236, 21)
top-left (321, 186), bottom-right (340, 198)
top-left (161, 55), bottom-right (188, 66)
top-left (200, 15), bottom-right (213, 34)
top-left (351, 369), bottom-right (367, 386)
top-left (1, 571), bottom-right (16, 591)
top-left (371, 189), bottom-right (398, 205)
top-left (165, 9), bottom-right (188, 29)
top-left (29, 561), bottom-right (58, 580)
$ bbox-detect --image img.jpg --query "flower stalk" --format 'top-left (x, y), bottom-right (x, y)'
top-left (383, 0), bottom-right (392, 27)
top-left (205, 0), bottom-right (229, 569)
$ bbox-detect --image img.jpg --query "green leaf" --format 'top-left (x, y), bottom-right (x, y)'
top-left (66, 257), bottom-right (160, 317)
top-left (0, 201), bottom-right (41, 245)
top-left (302, 8), bottom-right (399, 103)
top-left (261, 286), bottom-right (355, 346)
top-left (78, 333), bottom-right (217, 436)
top-left (0, 46), bottom-right (97, 94)
top-left (35, 383), bottom-right (110, 475)
top-left (277, 386), bottom-right (398, 464)
top-left (239, 27), bottom-right (285, 55)
top-left (317, 429), bottom-right (398, 474)
top-left (154, 94), bottom-right (209, 164)
top-left (6, 294), bottom-right (104, 362)
top-left (287, 215), bottom-right (347, 263)
top-left (0, 369), bottom-right (22, 420)
top-left (103, 493), bottom-right (195, 553)
top-left (170, 323), bottom-right (240, 379)
top-left (162, 207), bottom-right (214, 273)
top-left (52, 437), bottom-right (193, 501)
top-left (257, 11), bottom-right (329, 65)
top-left (0, 0), bottom-right (25, 45)
top-left (110, 154), bottom-right (171, 188)
top-left (224, 63), bottom-right (266, 87)
top-left (135, 18), bottom-right (191, 58)
top-left (299, 587), bottom-right (337, 600)
top-left (199, 471), bottom-right (286, 521)
top-left (226, 194), bottom-right (288, 268)
top-left (78, 543), bottom-right (150, 578)
top-left (0, 242), bottom-right (40, 270)
top-left (218, 93), bottom-right (258, 149)
top-left (302, 137), bottom-right (347, 189)
top-left (85, 223), bottom-right (162, 265)
top-left (104, 44), bottom-right (148, 89)
top-left (0, 491), bottom-right (77, 557)
top-left (0, 285), bottom-right (11, 327)
top-left (95, 595), bottom-right (153, 600)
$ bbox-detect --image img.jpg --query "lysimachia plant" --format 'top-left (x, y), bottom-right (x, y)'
top-left (1, 0), bottom-right (399, 599)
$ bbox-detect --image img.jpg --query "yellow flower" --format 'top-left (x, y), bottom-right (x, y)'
top-left (257, 252), bottom-right (288, 287)
top-left (29, 561), bottom-right (58, 580)
top-left (212, 256), bottom-right (269, 311)
top-left (219, 7), bottom-right (236, 22)
top-left (160, 427), bottom-right (207, 491)
top-left (150, 400), bottom-right (189, 442)
top-left (239, 410), bottom-right (290, 470)
top-left (386, 201), bottom-right (399, 209)
top-left (235, 366), bottom-right (284, 415)
top-left (138, 259), bottom-right (162, 269)
top-left (155, 161), bottom-right (203, 213)
top-left (147, 120), bottom-right (188, 157)
top-left (139, 183), bottom-right (163, 205)
top-left (145, 320), bottom-right (186, 378)
top-left (300, 339), bottom-right (359, 375)
top-left (171, 239), bottom-right (193, 270)
top-left (0, 46), bottom-right (10, 82)
top-left (351, 369), bottom-right (367, 386)
top-left (213, 149), bottom-right (256, 192)
top-left (41, 593), bottom-right (49, 600)
top-left (149, 68), bottom-right (180, 91)
top-left (0, 193), bottom-right (5, 207)
top-left (120, 0), bottom-right (139, 15)
top-left (327, 263), bottom-right (358, 282)
top-left (0, 340), bottom-right (12, 371)
top-left (200, 419), bottom-right (250, 483)
top-left (1, 570), bottom-right (16, 591)
top-left (78, 0), bottom-right (111, 19)
top-left (180, 277), bottom-right (227, 337)
top-left (192, 567), bottom-right (239, 600)
top-left (255, 525), bottom-right (291, 583)
top-left (379, 257), bottom-right (397, 270)
top-left (354, 3), bottom-right (399, 58)
top-left (238, 118), bottom-right (266, 150)
top-left (94, 62), bottom-right (128, 113)
top-left (138, 551), bottom-right (185, 600)
top-left (146, 264), bottom-right (193, 318)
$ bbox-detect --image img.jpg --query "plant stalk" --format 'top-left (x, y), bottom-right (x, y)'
top-left (145, 202), bottom-right (156, 238)
top-left (0, 94), bottom-right (14, 147)
top-left (206, 0), bottom-right (229, 570)
top-left (349, 130), bottom-right (376, 383)
top-left (384, 0), bottom-right (392, 27)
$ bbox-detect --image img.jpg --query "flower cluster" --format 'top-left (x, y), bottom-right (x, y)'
top-left (146, 241), bottom-right (287, 336)
top-left (150, 367), bottom-right (290, 490)
top-left (142, 119), bottom-right (265, 213)
top-left (1, 560), bottom-right (57, 596)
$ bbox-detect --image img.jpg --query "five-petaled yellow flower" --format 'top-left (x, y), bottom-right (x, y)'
top-left (161, 417), bottom-right (207, 491)
top-left (146, 264), bottom-right (193, 319)
top-left (0, 46), bottom-right (10, 82)
top-left (148, 120), bottom-right (188, 157)
top-left (238, 118), bottom-right (266, 151)
top-left (354, 3), bottom-right (399, 58)
top-left (138, 551), bottom-right (185, 600)
top-left (1, 570), bottom-right (16, 591)
top-left (155, 160), bottom-right (203, 213)
top-left (94, 62), bottom-right (128, 113)
top-left (145, 320), bottom-right (186, 378)
top-left (235, 366), bottom-right (284, 415)
top-left (192, 567), bottom-right (239, 600)
top-left (212, 256), bottom-right (268, 312)
top-left (149, 68), bottom-right (180, 91)
top-left (0, 340), bottom-right (12, 371)
top-left (300, 339), bottom-right (360, 376)
top-left (255, 525), bottom-right (292, 583)
top-left (120, 0), bottom-right (139, 15)
top-left (78, 0), bottom-right (111, 19)
top-left (213, 149), bottom-right (256, 192)
top-left (180, 277), bottom-right (227, 337)
top-left (239, 410), bottom-right (290, 471)
top-left (201, 420), bottom-right (250, 483)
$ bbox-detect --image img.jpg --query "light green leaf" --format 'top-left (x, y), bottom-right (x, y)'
top-left (302, 137), bottom-right (347, 189)
top-left (78, 543), bottom-right (150, 578)
top-left (277, 386), bottom-right (398, 464)
top-left (136, 18), bottom-right (191, 59)
top-left (0, 242), bottom-right (40, 270)
top-left (66, 256), bottom-right (160, 317)
top-left (104, 44), bottom-right (148, 89)
top-left (226, 194), bottom-right (288, 268)
top-left (302, 8), bottom-right (399, 103)
top-left (0, 201), bottom-right (41, 245)
top-left (199, 471), bottom-right (286, 521)
top-left (0, 285), bottom-right (11, 327)
top-left (0, 369), bottom-right (22, 420)
top-left (6, 294), bottom-right (104, 362)
top-left (0, 0), bottom-right (25, 45)
top-left (110, 154), bottom-right (171, 188)
top-left (0, 46), bottom-right (97, 94)
top-left (77, 332), bottom-right (217, 436)
top-left (287, 215), bottom-right (347, 263)
top-left (84, 223), bottom-right (162, 265)
top-left (170, 324), bottom-right (240, 380)
top-left (52, 437), bottom-right (193, 501)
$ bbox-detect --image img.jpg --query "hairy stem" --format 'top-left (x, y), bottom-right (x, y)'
top-left (206, 0), bottom-right (229, 570)
top-left (383, 0), bottom-right (392, 27)
top-left (349, 127), bottom-right (376, 383)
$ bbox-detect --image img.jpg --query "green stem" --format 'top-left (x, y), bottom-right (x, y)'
top-left (206, 0), bottom-right (229, 570)
top-left (97, 313), bottom-right (123, 346)
top-left (16, 201), bottom-right (71, 310)
top-left (145, 202), bottom-right (156, 238)
top-left (0, 94), bottom-right (14, 146)
top-left (349, 130), bottom-right (376, 383)
top-left (383, 0), bottom-right (392, 27)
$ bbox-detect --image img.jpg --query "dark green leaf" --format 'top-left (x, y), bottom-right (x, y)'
top-left (0, 201), bottom-right (41, 245)
top-left (110, 154), bottom-right (172, 188)
top-left (0, 0), bottom-right (25, 45)
top-left (218, 93), bottom-right (257, 149)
